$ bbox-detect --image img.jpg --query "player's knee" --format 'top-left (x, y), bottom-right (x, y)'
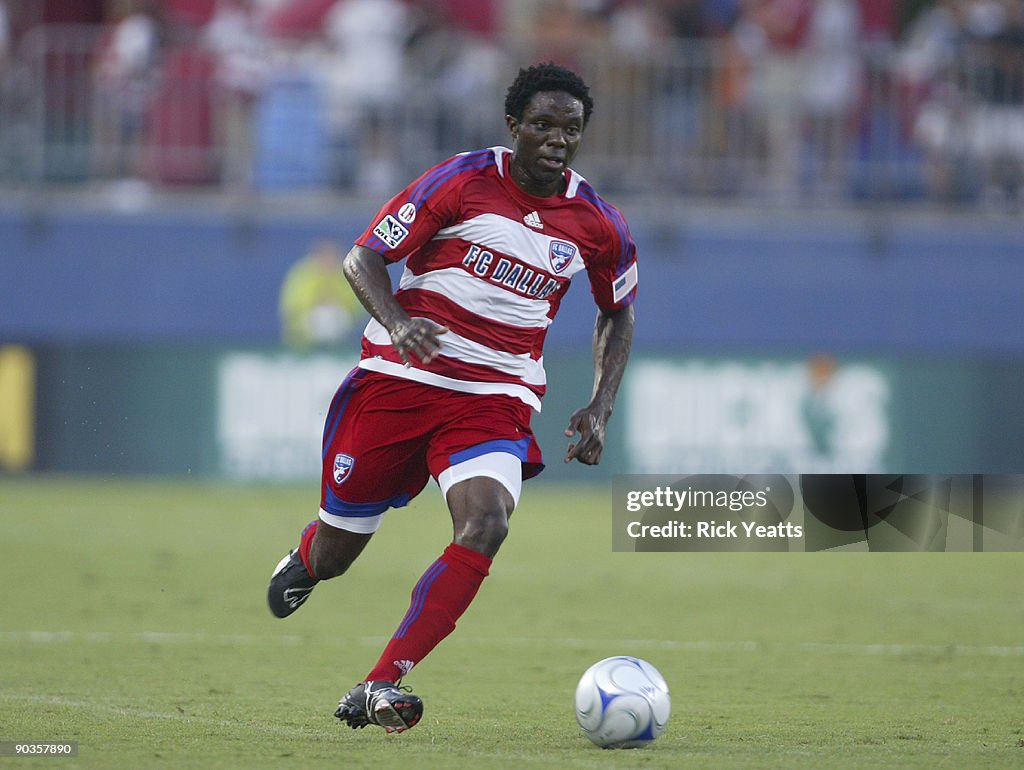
top-left (454, 505), bottom-right (510, 556)
top-left (447, 475), bottom-right (515, 557)
top-left (480, 506), bottom-right (510, 548)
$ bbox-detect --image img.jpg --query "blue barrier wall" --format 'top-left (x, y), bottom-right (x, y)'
top-left (2, 204), bottom-right (1022, 354)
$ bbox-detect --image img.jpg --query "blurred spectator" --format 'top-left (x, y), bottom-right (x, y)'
top-left (660, 0), bottom-right (713, 39)
top-left (142, 36), bottom-right (219, 184)
top-left (279, 239), bottom-right (362, 351)
top-left (857, 0), bottom-right (897, 42)
top-left (706, 9), bottom-right (758, 190)
top-left (895, 0), bottom-right (962, 200)
top-left (427, 0), bottom-right (502, 40)
top-left (92, 0), bottom-right (162, 177)
top-left (608, 0), bottom-right (679, 55)
top-left (703, 0), bottom-right (742, 37)
top-left (320, 0), bottom-right (409, 193)
top-left (801, 0), bottom-right (863, 189)
top-left (524, 0), bottom-right (608, 71)
top-left (263, 0), bottom-right (336, 40)
top-left (404, 2), bottom-right (509, 158)
top-left (42, 0), bottom-right (105, 23)
top-left (897, 0), bottom-right (961, 88)
top-left (606, 0), bottom-right (709, 186)
top-left (738, 0), bottom-right (814, 196)
top-left (906, 0), bottom-right (1024, 201)
top-left (164, 0), bottom-right (219, 28)
top-left (202, 0), bottom-right (271, 186)
top-left (962, 1), bottom-right (1024, 200)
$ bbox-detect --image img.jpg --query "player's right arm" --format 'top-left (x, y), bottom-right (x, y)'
top-left (342, 245), bottom-right (447, 366)
top-left (565, 188), bottom-right (638, 465)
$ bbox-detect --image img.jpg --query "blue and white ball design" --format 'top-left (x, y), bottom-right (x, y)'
top-left (574, 656), bottom-right (671, 749)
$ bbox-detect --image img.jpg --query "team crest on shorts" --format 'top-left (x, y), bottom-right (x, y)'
top-left (333, 453), bottom-right (355, 485)
top-left (548, 240), bottom-right (577, 273)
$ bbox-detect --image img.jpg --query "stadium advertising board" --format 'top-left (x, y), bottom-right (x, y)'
top-left (16, 347), bottom-right (1023, 481)
top-left (624, 358), bottom-right (892, 475)
top-left (217, 352), bottom-right (358, 480)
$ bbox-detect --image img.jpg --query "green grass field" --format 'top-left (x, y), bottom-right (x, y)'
top-left (1, 476), bottom-right (1022, 769)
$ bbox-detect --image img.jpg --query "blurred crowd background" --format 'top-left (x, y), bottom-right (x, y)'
top-left (1, 0), bottom-right (1023, 208)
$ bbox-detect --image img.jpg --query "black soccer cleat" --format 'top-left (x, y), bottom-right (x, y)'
top-left (335, 680), bottom-right (424, 734)
top-left (267, 549), bottom-right (319, 618)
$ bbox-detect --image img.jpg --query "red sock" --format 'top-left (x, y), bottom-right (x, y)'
top-left (297, 519), bottom-right (319, 579)
top-left (365, 543), bottom-right (491, 683)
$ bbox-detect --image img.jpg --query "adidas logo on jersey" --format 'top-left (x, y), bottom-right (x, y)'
top-left (523, 211), bottom-right (543, 229)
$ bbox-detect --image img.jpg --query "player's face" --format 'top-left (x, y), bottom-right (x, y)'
top-left (506, 91), bottom-right (585, 198)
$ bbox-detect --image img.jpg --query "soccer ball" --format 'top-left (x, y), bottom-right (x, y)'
top-left (574, 656), bottom-right (671, 749)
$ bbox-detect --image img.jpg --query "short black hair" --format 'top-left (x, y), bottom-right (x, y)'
top-left (504, 62), bottom-right (594, 127)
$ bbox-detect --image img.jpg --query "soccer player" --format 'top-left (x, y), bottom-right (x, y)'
top-left (267, 62), bottom-right (638, 734)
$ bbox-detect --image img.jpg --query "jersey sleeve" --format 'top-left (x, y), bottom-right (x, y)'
top-left (585, 200), bottom-right (638, 311)
top-left (354, 151), bottom-right (489, 262)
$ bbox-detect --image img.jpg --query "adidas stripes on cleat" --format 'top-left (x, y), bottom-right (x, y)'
top-left (335, 681), bottom-right (423, 733)
top-left (267, 549), bottom-right (319, 618)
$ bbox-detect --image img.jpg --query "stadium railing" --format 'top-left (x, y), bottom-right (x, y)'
top-left (1, 23), bottom-right (1022, 208)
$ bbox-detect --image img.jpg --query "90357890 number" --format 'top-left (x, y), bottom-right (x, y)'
top-left (0, 742), bottom-right (78, 756)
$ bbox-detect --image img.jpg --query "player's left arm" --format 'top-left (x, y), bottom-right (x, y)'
top-left (564, 303), bottom-right (634, 465)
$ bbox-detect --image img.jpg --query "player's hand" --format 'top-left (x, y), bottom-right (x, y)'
top-left (564, 405), bottom-right (609, 465)
top-left (389, 318), bottom-right (448, 366)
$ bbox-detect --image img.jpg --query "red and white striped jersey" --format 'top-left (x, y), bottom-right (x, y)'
top-left (353, 146), bottom-right (638, 411)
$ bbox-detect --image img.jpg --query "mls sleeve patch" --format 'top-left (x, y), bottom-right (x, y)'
top-left (611, 262), bottom-right (638, 303)
top-left (372, 215), bottom-right (410, 250)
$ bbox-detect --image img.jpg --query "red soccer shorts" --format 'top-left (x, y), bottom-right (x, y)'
top-left (318, 369), bottom-right (544, 531)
